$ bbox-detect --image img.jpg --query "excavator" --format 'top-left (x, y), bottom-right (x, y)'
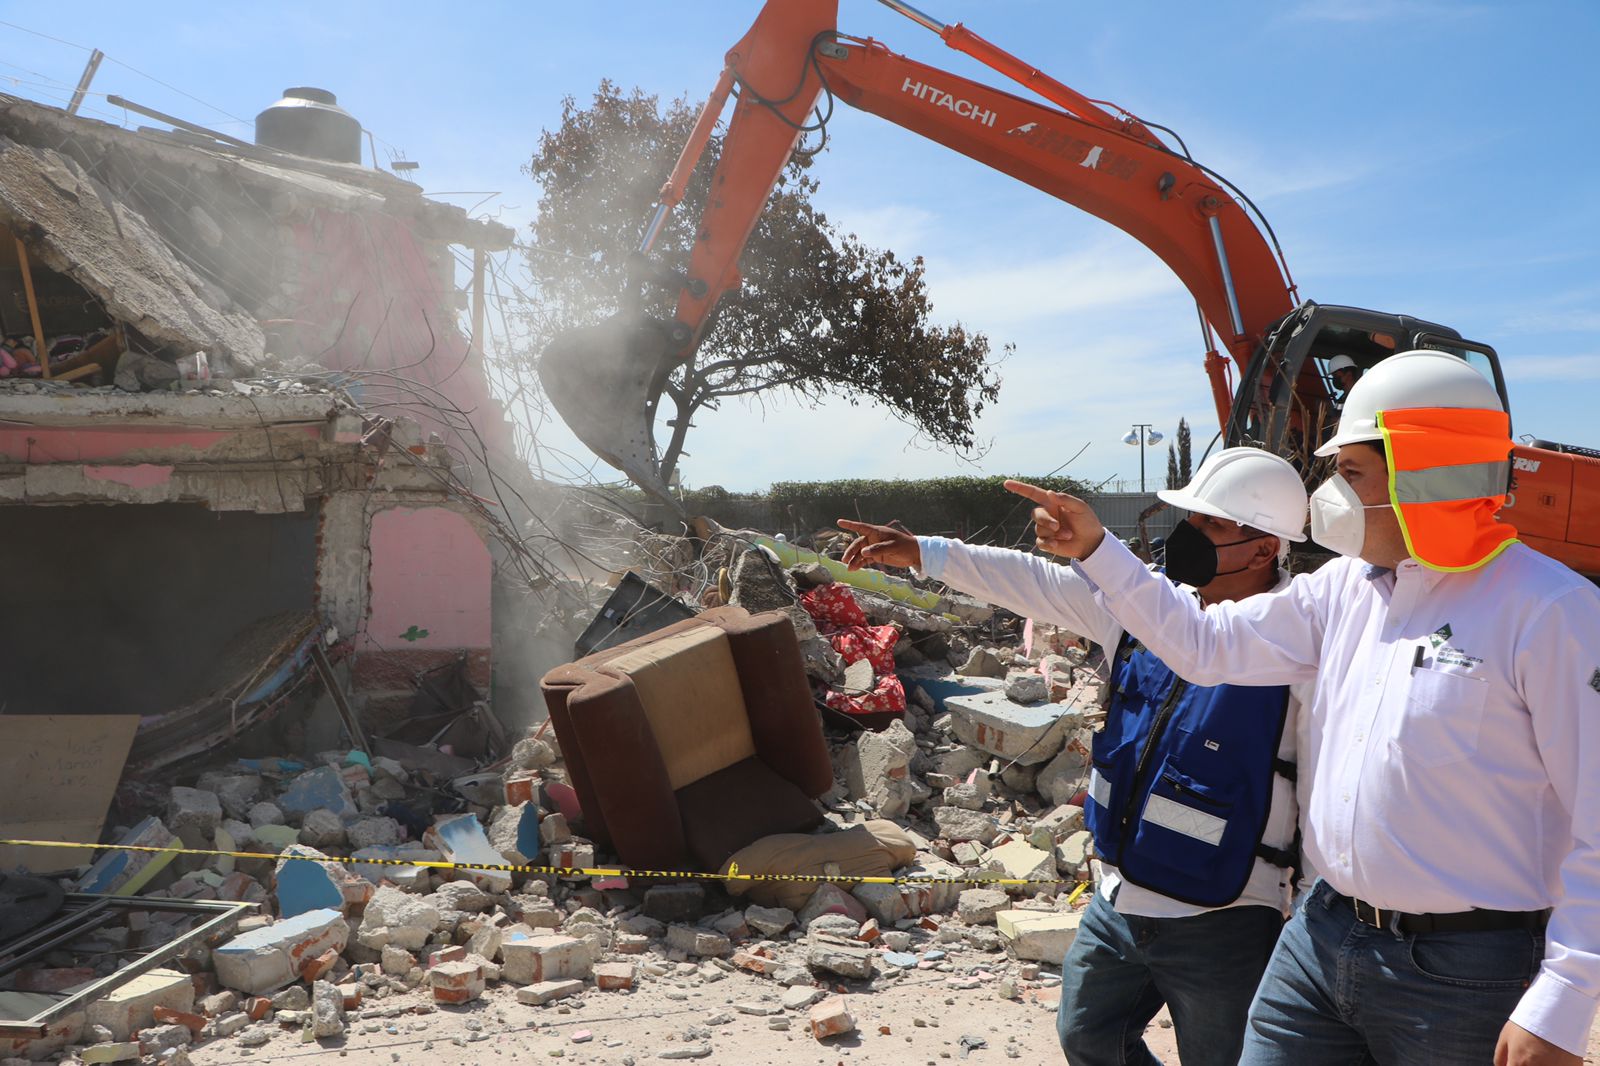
top-left (539, 0), bottom-right (1600, 577)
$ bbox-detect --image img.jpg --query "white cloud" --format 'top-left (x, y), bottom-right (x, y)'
top-left (1503, 354), bottom-right (1600, 382)
top-left (827, 203), bottom-right (938, 253)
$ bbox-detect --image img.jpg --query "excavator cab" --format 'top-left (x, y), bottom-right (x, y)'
top-left (1224, 301), bottom-right (1497, 479)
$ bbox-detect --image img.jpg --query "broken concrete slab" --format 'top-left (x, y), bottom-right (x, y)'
top-left (808, 995), bottom-right (857, 1040)
top-left (957, 889), bottom-right (1009, 925)
top-left (1054, 830), bottom-right (1094, 877)
top-left (273, 847), bottom-right (345, 918)
top-left (344, 816), bottom-right (402, 851)
top-left (360, 886), bottom-right (441, 952)
top-left (76, 817), bottom-right (177, 895)
top-left (743, 905), bottom-right (796, 937)
top-left (310, 980), bottom-right (345, 1039)
top-left (196, 773), bottom-right (263, 821)
top-left (276, 767), bottom-right (356, 823)
top-left (485, 802), bottom-right (542, 866)
top-left (1028, 804), bottom-right (1087, 850)
top-left (514, 979), bottom-right (584, 1006)
top-left (500, 934), bottom-right (592, 985)
top-left (996, 909), bottom-right (1081, 963)
top-left (82, 969), bottom-right (194, 1042)
top-left (665, 925), bottom-right (731, 957)
top-left (977, 839), bottom-right (1057, 886)
top-left (945, 689), bottom-right (1083, 766)
top-left (166, 787), bottom-right (222, 841)
top-left (805, 943), bottom-right (874, 980)
top-left (1003, 671), bottom-right (1049, 704)
top-left (213, 909), bottom-right (349, 996)
top-left (933, 805), bottom-right (999, 845)
top-left (1037, 743), bottom-right (1091, 807)
top-left (429, 961), bottom-right (484, 1005)
top-left (426, 813), bottom-right (512, 893)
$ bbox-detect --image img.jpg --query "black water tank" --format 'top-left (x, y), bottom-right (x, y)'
top-left (255, 87), bottom-right (361, 164)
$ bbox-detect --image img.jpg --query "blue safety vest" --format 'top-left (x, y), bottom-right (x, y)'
top-left (1083, 628), bottom-right (1295, 908)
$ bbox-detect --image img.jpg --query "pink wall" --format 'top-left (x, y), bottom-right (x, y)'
top-left (363, 505), bottom-right (492, 653)
top-left (286, 212), bottom-right (516, 463)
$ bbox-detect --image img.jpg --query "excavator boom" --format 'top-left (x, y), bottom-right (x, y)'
top-left (540, 0), bottom-right (1599, 578)
top-left (540, 0), bottom-right (1294, 499)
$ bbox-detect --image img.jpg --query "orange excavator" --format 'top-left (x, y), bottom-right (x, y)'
top-left (539, 0), bottom-right (1600, 576)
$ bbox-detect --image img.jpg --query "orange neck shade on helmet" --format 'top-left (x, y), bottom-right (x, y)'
top-left (1376, 407), bottom-right (1519, 573)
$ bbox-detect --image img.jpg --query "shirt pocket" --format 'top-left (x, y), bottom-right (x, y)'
top-left (1392, 666), bottom-right (1490, 770)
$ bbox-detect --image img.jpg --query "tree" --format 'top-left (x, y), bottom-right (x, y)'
top-left (517, 82), bottom-right (1005, 489)
top-left (1165, 443), bottom-right (1180, 490)
top-left (1176, 417), bottom-right (1193, 484)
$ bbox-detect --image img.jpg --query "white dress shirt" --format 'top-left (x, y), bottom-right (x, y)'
top-left (1075, 535), bottom-right (1600, 1055)
top-left (917, 536), bottom-right (1303, 918)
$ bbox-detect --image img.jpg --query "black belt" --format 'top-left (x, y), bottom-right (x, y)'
top-left (1333, 890), bottom-right (1549, 936)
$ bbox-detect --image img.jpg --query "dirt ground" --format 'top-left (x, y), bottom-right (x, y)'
top-left (184, 960), bottom-right (1600, 1066)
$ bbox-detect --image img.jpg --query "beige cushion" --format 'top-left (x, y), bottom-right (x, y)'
top-left (720, 820), bottom-right (922, 911)
top-left (601, 625), bottom-right (755, 790)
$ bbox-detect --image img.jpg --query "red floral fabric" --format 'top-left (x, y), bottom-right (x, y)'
top-left (800, 583), bottom-right (906, 717)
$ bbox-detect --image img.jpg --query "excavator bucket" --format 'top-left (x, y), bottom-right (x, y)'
top-left (538, 314), bottom-right (682, 508)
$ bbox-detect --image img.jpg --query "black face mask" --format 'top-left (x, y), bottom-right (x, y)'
top-left (1161, 519), bottom-right (1263, 587)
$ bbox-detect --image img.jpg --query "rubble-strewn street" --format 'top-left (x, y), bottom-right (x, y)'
top-left (0, 512), bottom-right (1136, 1065)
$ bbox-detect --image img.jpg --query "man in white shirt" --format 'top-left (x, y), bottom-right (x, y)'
top-left (1010, 350), bottom-right (1600, 1066)
top-left (839, 447), bottom-right (1311, 1066)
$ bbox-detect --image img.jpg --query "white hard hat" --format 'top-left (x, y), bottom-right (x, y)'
top-left (1157, 447), bottom-right (1308, 542)
top-left (1327, 354), bottom-right (1358, 374)
top-left (1315, 349), bottom-right (1502, 457)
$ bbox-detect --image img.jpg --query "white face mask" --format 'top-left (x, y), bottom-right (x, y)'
top-left (1310, 473), bottom-right (1391, 558)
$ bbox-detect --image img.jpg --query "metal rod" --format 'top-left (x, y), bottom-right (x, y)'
top-left (0, 898), bottom-right (116, 976)
top-left (105, 94), bottom-right (258, 152)
top-left (310, 641), bottom-right (369, 754)
top-left (470, 246), bottom-right (487, 364)
top-left (637, 202), bottom-right (671, 255)
top-left (66, 49), bottom-right (104, 115)
top-left (1208, 214), bottom-right (1246, 339)
top-left (876, 0), bottom-right (946, 33)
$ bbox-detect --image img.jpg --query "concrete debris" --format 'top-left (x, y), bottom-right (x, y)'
top-left (0, 514), bottom-right (1117, 1061)
top-left (956, 646), bottom-right (1007, 678)
top-left (945, 689), bottom-right (1078, 766)
top-left (996, 909), bottom-right (1082, 962)
top-left (276, 766), bottom-right (358, 823)
top-left (82, 969), bottom-right (194, 1042)
top-left (213, 909), bottom-right (349, 995)
top-left (808, 995), bottom-right (857, 1040)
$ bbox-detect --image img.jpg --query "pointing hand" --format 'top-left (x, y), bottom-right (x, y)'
top-left (836, 519), bottom-right (922, 572)
top-left (1004, 480), bottom-right (1108, 560)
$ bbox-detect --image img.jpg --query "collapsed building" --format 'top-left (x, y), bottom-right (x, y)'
top-left (0, 87), bottom-right (1111, 1065)
top-left (0, 88), bottom-right (533, 767)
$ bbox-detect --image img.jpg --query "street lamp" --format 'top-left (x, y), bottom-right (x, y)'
top-left (1121, 423), bottom-right (1164, 492)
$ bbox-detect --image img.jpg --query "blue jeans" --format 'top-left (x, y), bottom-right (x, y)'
top-left (1240, 879), bottom-right (1545, 1065)
top-left (1057, 888), bottom-right (1285, 1066)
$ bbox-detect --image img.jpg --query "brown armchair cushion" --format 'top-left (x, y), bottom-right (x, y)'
top-left (540, 605), bottom-right (833, 872)
top-left (674, 756), bottom-right (824, 873)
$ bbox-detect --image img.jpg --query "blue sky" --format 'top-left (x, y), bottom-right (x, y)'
top-left (3, 1), bottom-right (1597, 493)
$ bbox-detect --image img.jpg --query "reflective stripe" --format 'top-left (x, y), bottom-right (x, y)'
top-left (1141, 794), bottom-right (1227, 845)
top-left (1392, 459), bottom-right (1508, 504)
top-left (1088, 767), bottom-right (1111, 810)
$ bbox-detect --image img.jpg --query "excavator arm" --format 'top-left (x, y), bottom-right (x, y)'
top-left (541, 0), bottom-right (1298, 502)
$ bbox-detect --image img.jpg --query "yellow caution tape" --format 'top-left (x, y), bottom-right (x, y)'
top-left (0, 838), bottom-right (1086, 889)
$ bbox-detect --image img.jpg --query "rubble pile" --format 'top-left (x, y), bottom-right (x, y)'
top-left (3, 526), bottom-right (1115, 1064)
